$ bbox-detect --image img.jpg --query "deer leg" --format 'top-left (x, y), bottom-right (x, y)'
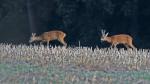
top-left (40, 41), bottom-right (43, 45)
top-left (114, 44), bottom-right (118, 49)
top-left (129, 41), bottom-right (136, 49)
top-left (124, 44), bottom-right (130, 49)
top-left (110, 43), bottom-right (117, 48)
top-left (59, 38), bottom-right (67, 46)
top-left (129, 44), bottom-right (136, 49)
top-left (110, 44), bottom-right (114, 48)
top-left (110, 44), bottom-right (115, 48)
top-left (47, 41), bottom-right (49, 47)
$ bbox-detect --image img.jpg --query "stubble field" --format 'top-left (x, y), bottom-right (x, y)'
top-left (0, 43), bottom-right (150, 84)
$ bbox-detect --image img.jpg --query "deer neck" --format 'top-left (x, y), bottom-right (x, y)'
top-left (35, 36), bottom-right (42, 41)
top-left (106, 37), bottom-right (112, 43)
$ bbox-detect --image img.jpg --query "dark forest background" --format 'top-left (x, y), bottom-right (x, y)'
top-left (0, 0), bottom-right (150, 48)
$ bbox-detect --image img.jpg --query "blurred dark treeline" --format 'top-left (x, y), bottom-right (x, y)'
top-left (0, 0), bottom-right (150, 48)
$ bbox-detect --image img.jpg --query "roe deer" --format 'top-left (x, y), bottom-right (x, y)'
top-left (100, 29), bottom-right (136, 49)
top-left (29, 30), bottom-right (67, 46)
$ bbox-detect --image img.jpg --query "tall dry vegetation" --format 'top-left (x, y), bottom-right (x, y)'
top-left (0, 43), bottom-right (150, 70)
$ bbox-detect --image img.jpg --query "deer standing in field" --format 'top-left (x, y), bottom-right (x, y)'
top-left (29, 30), bottom-right (67, 46)
top-left (100, 29), bottom-right (136, 49)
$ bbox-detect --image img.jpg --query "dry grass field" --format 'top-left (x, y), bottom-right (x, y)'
top-left (0, 43), bottom-right (150, 84)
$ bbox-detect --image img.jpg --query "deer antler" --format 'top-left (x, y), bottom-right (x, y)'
top-left (32, 33), bottom-right (36, 36)
top-left (101, 29), bottom-right (109, 37)
top-left (101, 29), bottom-right (106, 36)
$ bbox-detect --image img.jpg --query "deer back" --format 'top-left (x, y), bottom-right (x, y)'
top-left (41, 30), bottom-right (66, 41)
top-left (110, 34), bottom-right (133, 43)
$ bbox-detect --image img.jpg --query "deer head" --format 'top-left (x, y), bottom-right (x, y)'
top-left (29, 33), bottom-right (38, 43)
top-left (101, 29), bottom-right (109, 41)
